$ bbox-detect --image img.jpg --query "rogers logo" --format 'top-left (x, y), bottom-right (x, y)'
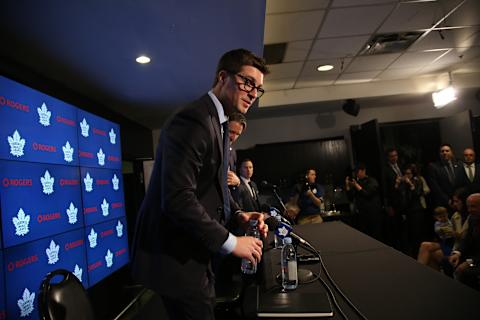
top-left (65, 239), bottom-right (84, 251)
top-left (108, 155), bottom-right (120, 162)
top-left (93, 128), bottom-right (107, 136)
top-left (56, 115), bottom-right (75, 126)
top-left (59, 179), bottom-right (80, 186)
top-left (0, 95), bottom-right (30, 112)
top-left (2, 178), bottom-right (33, 187)
top-left (32, 142), bottom-right (57, 153)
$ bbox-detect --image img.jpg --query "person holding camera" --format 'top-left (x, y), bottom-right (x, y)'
top-left (345, 164), bottom-right (383, 241)
top-left (286, 168), bottom-right (324, 225)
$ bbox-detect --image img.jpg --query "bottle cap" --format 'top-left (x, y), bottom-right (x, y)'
top-left (283, 237), bottom-right (292, 244)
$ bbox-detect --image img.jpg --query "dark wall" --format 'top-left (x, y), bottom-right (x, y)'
top-left (0, 57), bottom-right (153, 161)
top-left (237, 136), bottom-right (350, 191)
top-left (380, 119), bottom-right (441, 173)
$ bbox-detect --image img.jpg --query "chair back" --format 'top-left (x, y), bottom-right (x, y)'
top-left (39, 269), bottom-right (95, 320)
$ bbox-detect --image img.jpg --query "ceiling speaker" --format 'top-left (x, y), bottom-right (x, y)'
top-left (342, 99), bottom-right (360, 116)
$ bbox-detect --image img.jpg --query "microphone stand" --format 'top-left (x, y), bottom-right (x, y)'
top-left (272, 187), bottom-right (296, 225)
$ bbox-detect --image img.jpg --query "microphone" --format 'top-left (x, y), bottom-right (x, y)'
top-left (265, 217), bottom-right (313, 249)
top-left (260, 180), bottom-right (277, 189)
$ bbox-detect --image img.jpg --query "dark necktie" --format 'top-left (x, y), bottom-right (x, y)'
top-left (467, 165), bottom-right (474, 182)
top-left (446, 161), bottom-right (455, 184)
top-left (222, 122), bottom-right (230, 222)
top-left (248, 181), bottom-right (256, 200)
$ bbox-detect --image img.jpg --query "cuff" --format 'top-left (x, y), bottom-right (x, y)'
top-left (219, 232), bottom-right (237, 255)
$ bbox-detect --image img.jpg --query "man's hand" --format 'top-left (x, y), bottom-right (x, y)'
top-left (454, 261), bottom-right (470, 273)
top-left (449, 252), bottom-right (461, 267)
top-left (237, 212), bottom-right (268, 239)
top-left (227, 170), bottom-right (240, 187)
top-left (232, 236), bottom-right (263, 265)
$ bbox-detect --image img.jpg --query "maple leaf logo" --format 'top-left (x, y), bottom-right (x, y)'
top-left (40, 170), bottom-right (55, 195)
top-left (12, 208), bottom-right (30, 236)
top-left (80, 118), bottom-right (89, 137)
top-left (7, 129), bottom-right (26, 157)
top-left (37, 102), bottom-right (51, 126)
top-left (62, 141), bottom-right (74, 163)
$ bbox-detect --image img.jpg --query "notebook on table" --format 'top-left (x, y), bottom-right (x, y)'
top-left (257, 287), bottom-right (334, 318)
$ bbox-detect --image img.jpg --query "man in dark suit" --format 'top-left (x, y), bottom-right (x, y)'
top-left (226, 112), bottom-right (247, 191)
top-left (428, 143), bottom-right (459, 208)
top-left (383, 148), bottom-right (403, 249)
top-left (449, 193), bottom-right (480, 290)
top-left (234, 158), bottom-right (262, 212)
top-left (455, 148), bottom-right (480, 190)
top-left (131, 49), bottom-right (269, 319)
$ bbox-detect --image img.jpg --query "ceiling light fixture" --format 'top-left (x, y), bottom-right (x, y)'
top-left (136, 55), bottom-right (151, 64)
top-left (432, 72), bottom-right (457, 108)
top-left (317, 64), bottom-right (334, 72)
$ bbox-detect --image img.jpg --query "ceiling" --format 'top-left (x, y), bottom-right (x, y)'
top-left (1, 0), bottom-right (479, 129)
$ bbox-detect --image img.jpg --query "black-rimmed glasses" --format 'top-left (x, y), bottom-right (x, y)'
top-left (230, 72), bottom-right (265, 98)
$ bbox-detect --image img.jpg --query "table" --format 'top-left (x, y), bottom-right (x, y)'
top-left (247, 221), bottom-right (480, 319)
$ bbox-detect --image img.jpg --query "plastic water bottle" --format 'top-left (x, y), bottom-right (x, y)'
top-left (281, 237), bottom-right (298, 290)
top-left (241, 219), bottom-right (260, 274)
top-left (274, 215), bottom-right (283, 249)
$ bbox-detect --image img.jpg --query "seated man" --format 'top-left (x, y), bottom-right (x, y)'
top-left (234, 158), bottom-right (262, 212)
top-left (286, 168), bottom-right (324, 225)
top-left (449, 193), bottom-right (480, 291)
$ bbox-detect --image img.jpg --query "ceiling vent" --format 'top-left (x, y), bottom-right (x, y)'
top-left (263, 43), bottom-right (287, 65)
top-left (359, 32), bottom-right (423, 55)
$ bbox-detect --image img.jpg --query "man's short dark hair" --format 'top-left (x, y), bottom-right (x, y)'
top-left (386, 148), bottom-right (397, 155)
top-left (229, 112), bottom-right (247, 130)
top-left (439, 143), bottom-right (453, 151)
top-left (213, 48), bottom-right (269, 86)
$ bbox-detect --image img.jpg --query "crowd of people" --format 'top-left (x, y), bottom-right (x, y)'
top-left (229, 141), bottom-right (480, 291)
top-left (131, 48), bottom-right (479, 320)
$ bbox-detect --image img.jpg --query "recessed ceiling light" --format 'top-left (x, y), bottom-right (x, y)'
top-left (136, 55), bottom-right (151, 64)
top-left (317, 64), bottom-right (334, 72)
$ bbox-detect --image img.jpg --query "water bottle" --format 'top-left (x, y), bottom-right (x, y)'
top-left (281, 237), bottom-right (298, 290)
top-left (241, 219), bottom-right (260, 274)
top-left (274, 215), bottom-right (283, 249)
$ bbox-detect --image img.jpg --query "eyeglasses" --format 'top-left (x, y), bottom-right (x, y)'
top-left (230, 72), bottom-right (265, 98)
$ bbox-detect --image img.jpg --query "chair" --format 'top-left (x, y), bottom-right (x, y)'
top-left (39, 269), bottom-right (95, 320)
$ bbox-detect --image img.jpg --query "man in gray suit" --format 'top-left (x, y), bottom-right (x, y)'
top-left (131, 49), bottom-right (269, 319)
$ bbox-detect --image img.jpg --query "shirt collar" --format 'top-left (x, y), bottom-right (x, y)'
top-left (240, 176), bottom-right (251, 184)
top-left (208, 90), bottom-right (228, 126)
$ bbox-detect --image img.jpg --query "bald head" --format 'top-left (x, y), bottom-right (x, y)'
top-left (466, 193), bottom-right (480, 216)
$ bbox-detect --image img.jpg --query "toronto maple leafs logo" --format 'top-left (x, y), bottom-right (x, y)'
top-left (40, 170), bottom-right (55, 195)
top-left (17, 288), bottom-right (35, 317)
top-left (84, 172), bottom-right (93, 192)
top-left (37, 102), bottom-right (51, 126)
top-left (116, 220), bottom-right (124, 237)
top-left (8, 129), bottom-right (26, 157)
top-left (46, 240), bottom-right (60, 264)
top-left (112, 174), bottom-right (119, 191)
top-left (97, 148), bottom-right (105, 166)
top-left (105, 249), bottom-right (113, 268)
top-left (62, 141), bottom-right (74, 163)
top-left (66, 202), bottom-right (78, 224)
top-left (101, 198), bottom-right (110, 217)
top-left (109, 128), bottom-right (116, 144)
top-left (73, 264), bottom-right (83, 282)
top-left (80, 118), bottom-right (89, 137)
top-left (88, 228), bottom-right (98, 248)
top-left (12, 208), bottom-right (30, 236)
top-left (276, 224), bottom-right (292, 239)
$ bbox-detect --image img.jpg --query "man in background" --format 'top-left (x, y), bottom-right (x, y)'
top-left (226, 112), bottom-right (246, 190)
top-left (428, 143), bottom-right (459, 208)
top-left (455, 148), bottom-right (480, 190)
top-left (287, 168), bottom-right (324, 224)
top-left (234, 158), bottom-right (262, 212)
top-left (131, 49), bottom-right (269, 320)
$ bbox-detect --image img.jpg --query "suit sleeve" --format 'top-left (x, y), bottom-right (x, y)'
top-left (160, 109), bottom-right (229, 253)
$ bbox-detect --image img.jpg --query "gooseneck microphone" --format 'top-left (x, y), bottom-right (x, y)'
top-left (264, 217), bottom-right (313, 250)
top-left (260, 180), bottom-right (277, 189)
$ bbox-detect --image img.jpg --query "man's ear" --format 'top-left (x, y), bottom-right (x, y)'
top-left (217, 70), bottom-right (228, 84)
